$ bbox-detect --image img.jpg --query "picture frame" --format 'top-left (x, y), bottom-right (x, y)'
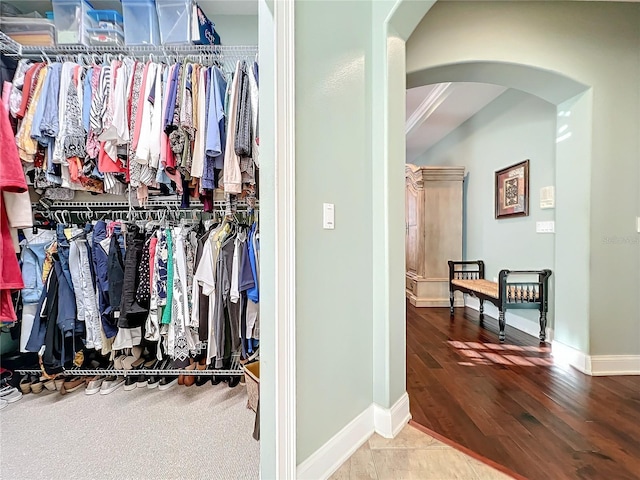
top-left (495, 159), bottom-right (529, 219)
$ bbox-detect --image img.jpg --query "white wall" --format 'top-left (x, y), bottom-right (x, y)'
top-left (416, 88), bottom-right (557, 335)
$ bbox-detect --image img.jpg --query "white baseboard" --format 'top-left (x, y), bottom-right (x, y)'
top-left (296, 393), bottom-right (412, 480)
top-left (374, 392), bottom-right (411, 438)
top-left (407, 293), bottom-right (464, 308)
top-left (465, 296), bottom-right (553, 341)
top-left (551, 340), bottom-right (592, 375)
top-left (590, 356), bottom-right (640, 376)
top-left (551, 341), bottom-right (640, 376)
top-left (296, 406), bottom-right (374, 480)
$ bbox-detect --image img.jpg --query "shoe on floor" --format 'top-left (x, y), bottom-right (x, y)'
top-left (138, 358), bottom-right (157, 387)
top-left (184, 361), bottom-right (196, 387)
top-left (85, 376), bottom-right (105, 395)
top-left (158, 376), bottom-right (178, 390)
top-left (0, 386), bottom-right (23, 403)
top-left (60, 376), bottom-right (85, 395)
top-left (124, 375), bottom-right (138, 391)
top-left (43, 378), bottom-right (57, 392)
top-left (100, 376), bottom-right (125, 395)
top-left (148, 358), bottom-right (171, 389)
top-left (30, 376), bottom-right (45, 394)
top-left (228, 375), bottom-right (241, 388)
top-left (158, 359), bottom-right (179, 391)
top-left (195, 361), bottom-right (209, 387)
top-left (19, 376), bottom-right (32, 394)
top-left (54, 377), bottom-right (65, 391)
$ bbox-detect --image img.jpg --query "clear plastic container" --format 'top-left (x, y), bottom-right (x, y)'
top-left (87, 10), bottom-right (123, 33)
top-left (121, 0), bottom-right (160, 45)
top-left (87, 27), bottom-right (124, 46)
top-left (0, 16), bottom-right (56, 46)
top-left (51, 0), bottom-right (95, 45)
top-left (155, 0), bottom-right (192, 44)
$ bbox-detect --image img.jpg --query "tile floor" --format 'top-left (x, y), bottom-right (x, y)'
top-left (329, 424), bottom-right (514, 480)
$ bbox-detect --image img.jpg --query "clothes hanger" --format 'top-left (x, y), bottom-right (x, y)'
top-left (40, 49), bottom-right (51, 65)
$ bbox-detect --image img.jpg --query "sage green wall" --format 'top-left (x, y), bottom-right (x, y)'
top-left (371, 0), bottom-right (399, 410)
top-left (257, 1), bottom-right (275, 478)
top-left (406, 1), bottom-right (640, 357)
top-left (416, 89), bottom-right (557, 334)
top-left (210, 15), bottom-right (258, 45)
top-left (295, 0), bottom-right (374, 464)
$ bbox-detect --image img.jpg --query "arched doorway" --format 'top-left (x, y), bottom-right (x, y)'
top-left (405, 61), bottom-right (592, 353)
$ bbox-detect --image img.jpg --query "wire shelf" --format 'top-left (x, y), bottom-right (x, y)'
top-left (1, 39), bottom-right (257, 58)
top-left (0, 31), bottom-right (21, 54)
top-left (15, 354), bottom-right (249, 377)
top-left (31, 199), bottom-right (258, 209)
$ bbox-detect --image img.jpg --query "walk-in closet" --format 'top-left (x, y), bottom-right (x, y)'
top-left (0, 1), bottom-right (262, 477)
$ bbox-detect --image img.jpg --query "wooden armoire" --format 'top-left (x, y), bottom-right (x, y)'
top-left (405, 164), bottom-right (465, 307)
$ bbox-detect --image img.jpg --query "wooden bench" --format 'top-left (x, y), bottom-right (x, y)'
top-left (448, 260), bottom-right (552, 342)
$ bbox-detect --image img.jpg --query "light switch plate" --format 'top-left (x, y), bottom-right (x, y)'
top-left (536, 221), bottom-right (555, 233)
top-left (637, 217), bottom-right (640, 233)
top-left (540, 186), bottom-right (555, 209)
top-left (323, 203), bottom-right (335, 229)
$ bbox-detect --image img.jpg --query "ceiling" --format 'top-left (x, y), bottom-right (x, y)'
top-left (406, 82), bottom-right (507, 163)
top-left (3, 0), bottom-right (258, 17)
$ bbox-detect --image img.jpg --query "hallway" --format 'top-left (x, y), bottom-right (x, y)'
top-left (406, 303), bottom-right (640, 480)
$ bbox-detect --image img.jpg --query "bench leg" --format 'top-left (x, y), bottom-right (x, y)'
top-left (479, 299), bottom-right (484, 318)
top-left (498, 310), bottom-right (506, 342)
top-left (449, 291), bottom-right (454, 315)
top-left (539, 311), bottom-right (547, 342)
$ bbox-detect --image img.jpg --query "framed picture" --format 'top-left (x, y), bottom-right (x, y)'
top-left (495, 159), bottom-right (529, 219)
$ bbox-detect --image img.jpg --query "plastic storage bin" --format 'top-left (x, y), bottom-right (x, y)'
top-left (87, 10), bottom-right (123, 33)
top-left (51, 0), bottom-right (95, 45)
top-left (155, 0), bottom-right (192, 44)
top-left (121, 0), bottom-right (160, 46)
top-left (87, 27), bottom-right (124, 46)
top-left (0, 16), bottom-right (56, 46)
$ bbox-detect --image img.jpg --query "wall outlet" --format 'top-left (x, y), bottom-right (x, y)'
top-left (493, 277), bottom-right (498, 283)
top-left (536, 221), bottom-right (555, 233)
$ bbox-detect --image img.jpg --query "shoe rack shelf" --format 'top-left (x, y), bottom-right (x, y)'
top-left (16, 354), bottom-right (247, 377)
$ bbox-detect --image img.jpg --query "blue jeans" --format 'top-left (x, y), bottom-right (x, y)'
top-left (92, 221), bottom-right (118, 338)
top-left (20, 242), bottom-right (49, 304)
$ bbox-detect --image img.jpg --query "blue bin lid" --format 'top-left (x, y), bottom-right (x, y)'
top-left (88, 10), bottom-right (124, 23)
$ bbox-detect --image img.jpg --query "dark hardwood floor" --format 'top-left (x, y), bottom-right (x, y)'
top-left (406, 302), bottom-right (640, 480)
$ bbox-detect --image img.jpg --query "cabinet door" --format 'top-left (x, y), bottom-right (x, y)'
top-left (406, 186), bottom-right (419, 275)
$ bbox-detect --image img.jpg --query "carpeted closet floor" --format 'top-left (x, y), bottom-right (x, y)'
top-left (0, 382), bottom-right (259, 480)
